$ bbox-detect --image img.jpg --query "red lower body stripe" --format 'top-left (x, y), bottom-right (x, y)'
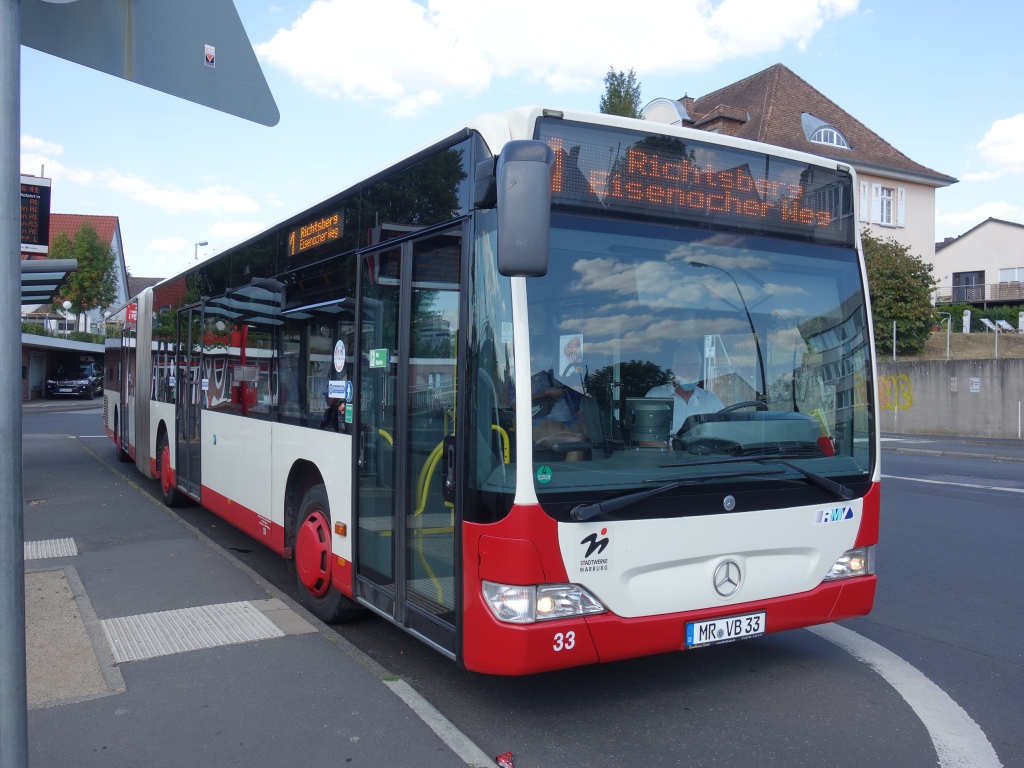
top-left (201, 485), bottom-right (289, 556)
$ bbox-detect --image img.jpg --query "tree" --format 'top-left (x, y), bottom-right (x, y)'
top-left (862, 229), bottom-right (936, 356)
top-left (49, 223), bottom-right (119, 330)
top-left (599, 67), bottom-right (642, 118)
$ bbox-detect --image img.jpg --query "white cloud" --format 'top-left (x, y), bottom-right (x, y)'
top-left (20, 138), bottom-right (260, 215)
top-left (257, 0), bottom-right (858, 117)
top-left (967, 114), bottom-right (1024, 182)
top-left (209, 221), bottom-right (266, 239)
top-left (21, 134), bottom-right (63, 157)
top-left (149, 237), bottom-right (190, 252)
top-left (936, 201), bottom-right (1024, 232)
top-left (976, 114), bottom-right (1024, 169)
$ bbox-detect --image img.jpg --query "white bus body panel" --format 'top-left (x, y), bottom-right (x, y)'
top-left (150, 400), bottom-right (175, 471)
top-left (270, 423), bottom-right (354, 563)
top-left (558, 498), bottom-right (862, 618)
top-left (201, 410), bottom-right (274, 519)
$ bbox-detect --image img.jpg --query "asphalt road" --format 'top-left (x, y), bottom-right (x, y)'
top-left (29, 409), bottom-right (1021, 767)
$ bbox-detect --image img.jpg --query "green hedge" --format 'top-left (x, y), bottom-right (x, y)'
top-left (939, 304), bottom-right (1024, 333)
top-left (21, 323), bottom-right (104, 344)
top-left (21, 322), bottom-right (49, 336)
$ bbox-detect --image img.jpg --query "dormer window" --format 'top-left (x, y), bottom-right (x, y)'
top-left (810, 126), bottom-right (849, 148)
top-left (801, 113), bottom-right (851, 150)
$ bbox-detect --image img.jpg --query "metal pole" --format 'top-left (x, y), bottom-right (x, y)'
top-left (938, 312), bottom-right (951, 361)
top-left (0, 0), bottom-right (28, 765)
top-left (995, 326), bottom-right (999, 359)
top-left (892, 320), bottom-right (896, 362)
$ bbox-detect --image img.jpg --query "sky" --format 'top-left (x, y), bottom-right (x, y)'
top-left (19, 0), bottom-right (1024, 279)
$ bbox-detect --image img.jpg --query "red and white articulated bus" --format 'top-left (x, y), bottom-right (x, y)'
top-left (105, 107), bottom-right (879, 675)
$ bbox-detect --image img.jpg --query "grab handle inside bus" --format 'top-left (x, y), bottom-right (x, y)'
top-left (496, 140), bottom-right (555, 277)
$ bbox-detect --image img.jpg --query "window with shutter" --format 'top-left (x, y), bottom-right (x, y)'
top-left (879, 188), bottom-right (893, 226)
top-left (897, 187), bottom-right (906, 227)
top-left (859, 182), bottom-right (869, 223)
top-left (871, 184), bottom-right (881, 224)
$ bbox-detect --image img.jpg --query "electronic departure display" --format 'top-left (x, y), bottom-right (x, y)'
top-left (537, 119), bottom-right (854, 246)
top-left (20, 176), bottom-right (51, 253)
top-left (288, 211), bottom-right (342, 257)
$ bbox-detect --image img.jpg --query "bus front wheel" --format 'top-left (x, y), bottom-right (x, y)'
top-left (294, 484), bottom-right (365, 624)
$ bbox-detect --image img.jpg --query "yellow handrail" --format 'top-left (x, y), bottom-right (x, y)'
top-left (491, 424), bottom-right (510, 464)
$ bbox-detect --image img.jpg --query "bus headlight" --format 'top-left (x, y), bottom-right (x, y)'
top-left (823, 546), bottom-right (875, 581)
top-left (482, 581), bottom-right (606, 624)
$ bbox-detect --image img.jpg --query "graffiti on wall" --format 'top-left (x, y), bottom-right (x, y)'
top-left (878, 374), bottom-right (913, 411)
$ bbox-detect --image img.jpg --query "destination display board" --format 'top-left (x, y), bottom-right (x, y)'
top-left (287, 211), bottom-right (342, 257)
top-left (20, 176), bottom-right (51, 253)
top-left (537, 119), bottom-right (854, 246)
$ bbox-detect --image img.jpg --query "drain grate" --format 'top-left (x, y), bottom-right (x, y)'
top-left (918, 474), bottom-right (1024, 489)
top-left (100, 601), bottom-right (285, 663)
top-left (24, 538), bottom-right (78, 560)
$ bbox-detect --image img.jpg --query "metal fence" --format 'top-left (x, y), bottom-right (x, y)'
top-left (934, 282), bottom-right (1024, 304)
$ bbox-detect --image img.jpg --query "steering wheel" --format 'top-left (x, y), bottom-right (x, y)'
top-left (719, 400), bottom-right (768, 413)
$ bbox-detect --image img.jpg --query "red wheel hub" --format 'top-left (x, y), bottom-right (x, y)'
top-left (161, 444), bottom-right (172, 493)
top-left (296, 510), bottom-right (333, 597)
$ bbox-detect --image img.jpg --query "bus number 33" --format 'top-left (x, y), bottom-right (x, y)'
top-left (553, 631), bottom-right (576, 652)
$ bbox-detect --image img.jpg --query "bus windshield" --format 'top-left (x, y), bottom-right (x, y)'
top-left (524, 213), bottom-right (873, 508)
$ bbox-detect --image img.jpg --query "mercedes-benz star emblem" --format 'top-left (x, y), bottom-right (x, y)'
top-left (713, 559), bottom-right (742, 597)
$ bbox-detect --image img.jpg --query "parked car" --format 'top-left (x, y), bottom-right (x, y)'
top-left (46, 362), bottom-right (104, 400)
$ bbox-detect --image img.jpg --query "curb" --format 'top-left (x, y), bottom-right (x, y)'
top-left (881, 446), bottom-right (1024, 463)
top-left (23, 402), bottom-right (103, 415)
top-left (74, 438), bottom-right (495, 768)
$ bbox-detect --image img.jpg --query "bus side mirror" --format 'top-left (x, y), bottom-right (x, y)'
top-left (496, 140), bottom-right (554, 277)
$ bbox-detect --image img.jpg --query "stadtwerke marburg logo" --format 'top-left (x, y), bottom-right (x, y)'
top-left (577, 527), bottom-right (611, 572)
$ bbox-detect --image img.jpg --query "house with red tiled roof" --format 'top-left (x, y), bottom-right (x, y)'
top-left (21, 212), bottom-right (130, 333)
top-left (641, 64), bottom-right (957, 263)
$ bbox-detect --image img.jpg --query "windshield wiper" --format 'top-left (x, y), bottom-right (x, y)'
top-left (660, 453), bottom-right (855, 501)
top-left (660, 452), bottom-right (809, 469)
top-left (758, 459), bottom-right (854, 500)
top-left (570, 482), bottom-right (680, 522)
top-left (569, 468), bottom-right (784, 522)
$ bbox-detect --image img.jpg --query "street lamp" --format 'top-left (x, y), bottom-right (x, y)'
top-left (687, 260), bottom-right (767, 402)
top-left (62, 300), bottom-right (73, 338)
top-left (938, 312), bottom-right (952, 361)
top-left (194, 240), bottom-right (208, 261)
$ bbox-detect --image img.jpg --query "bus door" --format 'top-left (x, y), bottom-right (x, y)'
top-left (119, 325), bottom-right (136, 453)
top-left (175, 303), bottom-right (204, 498)
top-left (355, 224), bottom-right (464, 656)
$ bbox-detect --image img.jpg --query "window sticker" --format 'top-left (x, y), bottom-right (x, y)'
top-left (334, 340), bottom-right (346, 373)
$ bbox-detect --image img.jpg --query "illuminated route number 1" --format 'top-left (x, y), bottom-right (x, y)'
top-left (553, 631), bottom-right (575, 652)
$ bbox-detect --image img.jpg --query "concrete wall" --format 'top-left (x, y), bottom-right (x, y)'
top-left (877, 359), bottom-right (1024, 439)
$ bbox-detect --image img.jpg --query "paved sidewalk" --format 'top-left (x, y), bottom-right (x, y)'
top-left (22, 432), bottom-right (491, 767)
top-left (881, 433), bottom-right (1024, 463)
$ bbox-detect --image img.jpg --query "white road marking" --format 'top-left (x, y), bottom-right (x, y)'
top-left (809, 623), bottom-right (1002, 768)
top-left (883, 474), bottom-right (1024, 495)
top-left (384, 679), bottom-right (494, 768)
